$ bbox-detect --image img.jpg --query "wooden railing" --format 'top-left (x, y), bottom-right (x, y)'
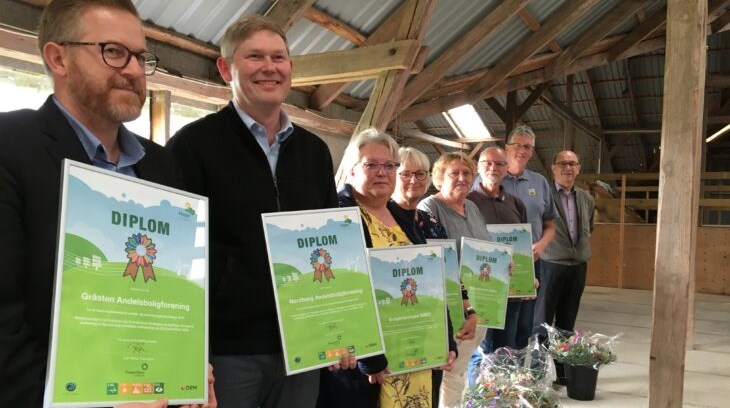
top-left (577, 172), bottom-right (730, 225)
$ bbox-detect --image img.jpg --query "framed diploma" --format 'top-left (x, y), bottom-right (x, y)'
top-left (459, 237), bottom-right (512, 329)
top-left (486, 224), bottom-right (536, 298)
top-left (44, 160), bottom-right (208, 407)
top-left (262, 207), bottom-right (384, 375)
top-left (369, 245), bottom-right (448, 375)
top-left (426, 239), bottom-right (465, 331)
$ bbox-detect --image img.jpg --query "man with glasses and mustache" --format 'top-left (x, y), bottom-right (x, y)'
top-left (501, 125), bottom-right (557, 350)
top-left (466, 147), bottom-right (529, 381)
top-left (532, 151), bottom-right (594, 344)
top-left (0, 1), bottom-right (215, 407)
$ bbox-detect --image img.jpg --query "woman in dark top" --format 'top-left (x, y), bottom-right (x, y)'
top-left (317, 129), bottom-right (457, 408)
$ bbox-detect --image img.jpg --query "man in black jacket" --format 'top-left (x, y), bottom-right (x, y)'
top-left (0, 0), bottom-right (193, 406)
top-left (166, 14), bottom-right (342, 408)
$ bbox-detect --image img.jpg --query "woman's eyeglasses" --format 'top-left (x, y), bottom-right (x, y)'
top-left (398, 170), bottom-right (429, 181)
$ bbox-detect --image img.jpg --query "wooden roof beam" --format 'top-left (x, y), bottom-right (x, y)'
top-left (623, 58), bottom-right (649, 171)
top-left (543, 0), bottom-right (646, 80)
top-left (309, 1), bottom-right (411, 110)
top-left (539, 90), bottom-right (604, 143)
top-left (266, 0), bottom-right (318, 32)
top-left (396, 0), bottom-right (529, 112)
top-left (399, 129), bottom-right (469, 150)
top-left (399, 32), bottom-right (668, 122)
top-left (354, 0), bottom-right (436, 133)
top-left (291, 39), bottom-right (419, 86)
top-left (518, 8), bottom-right (562, 53)
top-left (303, 6), bottom-right (366, 45)
top-left (471, 0), bottom-right (599, 100)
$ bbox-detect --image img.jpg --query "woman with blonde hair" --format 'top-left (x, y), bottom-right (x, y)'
top-left (318, 130), bottom-right (456, 408)
top-left (416, 152), bottom-right (494, 406)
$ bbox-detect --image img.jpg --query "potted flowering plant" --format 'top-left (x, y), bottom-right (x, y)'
top-left (543, 324), bottom-right (619, 401)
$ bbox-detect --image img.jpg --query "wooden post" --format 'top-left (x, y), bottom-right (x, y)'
top-left (618, 174), bottom-right (626, 288)
top-left (149, 90), bottom-right (171, 146)
top-left (650, 1), bottom-right (706, 407)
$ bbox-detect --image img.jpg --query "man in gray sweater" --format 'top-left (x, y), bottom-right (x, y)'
top-left (533, 150), bottom-right (595, 340)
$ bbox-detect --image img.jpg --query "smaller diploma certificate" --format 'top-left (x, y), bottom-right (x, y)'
top-left (45, 160), bottom-right (208, 407)
top-left (426, 239), bottom-right (465, 331)
top-left (486, 224), bottom-right (536, 298)
top-left (262, 208), bottom-right (384, 375)
top-left (459, 237), bottom-right (512, 329)
top-left (369, 245), bottom-right (448, 375)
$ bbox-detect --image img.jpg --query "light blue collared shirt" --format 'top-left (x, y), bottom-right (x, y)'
top-left (232, 103), bottom-right (293, 174)
top-left (555, 181), bottom-right (578, 245)
top-left (53, 96), bottom-right (145, 177)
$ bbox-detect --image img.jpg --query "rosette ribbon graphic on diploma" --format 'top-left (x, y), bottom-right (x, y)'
top-left (479, 262), bottom-right (491, 282)
top-left (123, 233), bottom-right (157, 282)
top-left (400, 278), bottom-right (418, 306)
top-left (310, 248), bottom-right (334, 282)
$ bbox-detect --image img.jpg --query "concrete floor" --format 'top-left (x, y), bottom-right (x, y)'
top-left (559, 286), bottom-right (730, 408)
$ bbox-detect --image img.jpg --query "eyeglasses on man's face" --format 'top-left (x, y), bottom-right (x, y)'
top-left (399, 170), bottom-right (429, 181)
top-left (60, 41), bottom-right (159, 76)
top-left (478, 160), bottom-right (507, 168)
top-left (555, 161), bottom-right (580, 169)
top-left (359, 161), bottom-right (400, 173)
top-left (505, 143), bottom-right (534, 152)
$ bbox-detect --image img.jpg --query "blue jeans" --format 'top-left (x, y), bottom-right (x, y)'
top-left (515, 260), bottom-right (541, 348)
top-left (480, 301), bottom-right (522, 352)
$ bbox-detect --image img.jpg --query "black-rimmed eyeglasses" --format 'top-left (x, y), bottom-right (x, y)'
top-left (60, 41), bottom-right (159, 76)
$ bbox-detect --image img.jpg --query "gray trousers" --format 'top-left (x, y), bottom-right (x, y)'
top-left (211, 354), bottom-right (319, 408)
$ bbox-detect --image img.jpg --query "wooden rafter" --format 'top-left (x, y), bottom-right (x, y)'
top-left (303, 6), bottom-right (366, 45)
top-left (543, 0), bottom-right (646, 80)
top-left (309, 1), bottom-right (411, 110)
top-left (623, 58), bottom-right (650, 170)
top-left (518, 9), bottom-right (562, 53)
top-left (397, 0), bottom-right (529, 112)
top-left (539, 90), bottom-right (604, 143)
top-left (355, 0), bottom-right (437, 133)
top-left (266, 0), bottom-right (317, 32)
top-left (291, 39), bottom-right (420, 86)
top-left (563, 74), bottom-right (575, 150)
top-left (470, 0), bottom-right (599, 100)
top-left (400, 129), bottom-right (469, 150)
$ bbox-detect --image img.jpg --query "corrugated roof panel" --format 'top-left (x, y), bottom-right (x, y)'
top-left (525, 0), bottom-right (568, 25)
top-left (133, 0), bottom-right (265, 44)
top-left (423, 0), bottom-right (501, 64)
top-left (450, 15), bottom-right (531, 76)
top-left (555, 0), bottom-right (624, 48)
top-left (610, 0), bottom-right (665, 36)
top-left (314, 0), bottom-right (402, 35)
top-left (344, 78), bottom-right (376, 99)
top-left (287, 19), bottom-right (353, 55)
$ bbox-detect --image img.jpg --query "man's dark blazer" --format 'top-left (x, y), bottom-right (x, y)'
top-left (0, 96), bottom-right (182, 406)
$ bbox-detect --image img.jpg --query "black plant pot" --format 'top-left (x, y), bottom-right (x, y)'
top-left (565, 363), bottom-right (598, 401)
top-left (554, 360), bottom-right (567, 385)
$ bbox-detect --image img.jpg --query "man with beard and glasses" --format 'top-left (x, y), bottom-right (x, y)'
top-left (465, 147), bottom-right (530, 386)
top-left (0, 1), bottom-right (214, 407)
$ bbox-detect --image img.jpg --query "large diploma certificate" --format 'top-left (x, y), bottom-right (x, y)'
top-left (486, 224), bottom-right (536, 298)
top-left (426, 239), bottom-right (465, 331)
top-left (262, 208), bottom-right (384, 375)
top-left (369, 245), bottom-right (448, 375)
top-left (45, 160), bottom-right (208, 407)
top-left (459, 237), bottom-right (512, 329)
